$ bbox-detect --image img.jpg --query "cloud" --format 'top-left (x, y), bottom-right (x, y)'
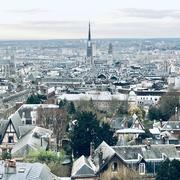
top-left (6, 9), bottom-right (48, 14)
top-left (0, 21), bottom-right (88, 39)
top-left (21, 21), bottom-right (88, 34)
top-left (1, 19), bottom-right (180, 39)
top-left (115, 8), bottom-right (180, 19)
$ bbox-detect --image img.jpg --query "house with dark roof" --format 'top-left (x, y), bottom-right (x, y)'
top-left (72, 141), bottom-right (180, 180)
top-left (71, 155), bottom-right (97, 180)
top-left (162, 120), bottom-right (180, 140)
top-left (0, 111), bottom-right (52, 157)
top-left (11, 126), bottom-right (52, 157)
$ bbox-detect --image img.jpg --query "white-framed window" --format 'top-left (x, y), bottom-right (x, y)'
top-left (139, 163), bottom-right (145, 175)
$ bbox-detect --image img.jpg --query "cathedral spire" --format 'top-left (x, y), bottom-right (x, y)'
top-left (88, 21), bottom-right (91, 41)
top-left (87, 21), bottom-right (93, 60)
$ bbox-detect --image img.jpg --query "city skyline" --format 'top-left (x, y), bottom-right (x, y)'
top-left (1, 0), bottom-right (180, 40)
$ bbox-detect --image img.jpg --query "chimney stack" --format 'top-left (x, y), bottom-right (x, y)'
top-left (90, 142), bottom-right (95, 158)
top-left (98, 148), bottom-right (103, 168)
top-left (4, 159), bottom-right (16, 174)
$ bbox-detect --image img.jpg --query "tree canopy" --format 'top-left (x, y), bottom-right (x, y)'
top-left (70, 111), bottom-right (117, 157)
top-left (156, 159), bottom-right (180, 180)
top-left (67, 101), bottom-right (76, 114)
top-left (148, 94), bottom-right (179, 121)
top-left (148, 106), bottom-right (161, 121)
top-left (26, 93), bottom-right (47, 104)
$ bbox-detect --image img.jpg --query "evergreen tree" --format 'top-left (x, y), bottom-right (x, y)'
top-left (26, 93), bottom-right (47, 104)
top-left (156, 159), bottom-right (180, 180)
top-left (68, 101), bottom-right (76, 114)
top-left (71, 111), bottom-right (117, 157)
top-left (156, 159), bottom-right (170, 180)
top-left (148, 106), bottom-right (161, 121)
top-left (58, 99), bottom-right (67, 109)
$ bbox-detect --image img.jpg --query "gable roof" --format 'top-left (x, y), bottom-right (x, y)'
top-left (12, 126), bottom-right (52, 157)
top-left (0, 118), bottom-right (22, 144)
top-left (92, 141), bottom-right (116, 171)
top-left (71, 155), bottom-right (96, 178)
top-left (0, 161), bottom-right (56, 180)
top-left (0, 119), bottom-right (9, 143)
top-left (9, 111), bottom-right (23, 138)
top-left (131, 118), bottom-right (145, 130)
top-left (18, 125), bottom-right (35, 138)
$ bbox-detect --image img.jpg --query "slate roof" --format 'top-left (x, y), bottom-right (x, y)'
top-left (92, 141), bottom-right (116, 171)
top-left (71, 155), bottom-right (96, 178)
top-left (18, 125), bottom-right (35, 138)
top-left (162, 121), bottom-right (180, 131)
top-left (72, 142), bottom-right (180, 178)
top-left (9, 111), bottom-right (23, 138)
top-left (112, 146), bottom-right (142, 161)
top-left (142, 145), bottom-right (180, 160)
top-left (12, 126), bottom-right (52, 157)
top-left (112, 144), bottom-right (180, 162)
top-left (16, 104), bottom-right (59, 124)
top-left (111, 117), bottom-right (133, 130)
top-left (0, 120), bottom-right (9, 143)
top-left (0, 161), bottom-right (56, 180)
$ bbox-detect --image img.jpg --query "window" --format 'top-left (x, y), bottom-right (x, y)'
top-left (8, 136), bottom-right (14, 143)
top-left (112, 162), bottom-right (118, 171)
top-left (139, 163), bottom-right (145, 175)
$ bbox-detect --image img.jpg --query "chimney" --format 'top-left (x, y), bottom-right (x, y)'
top-left (145, 140), bottom-right (151, 150)
top-left (31, 109), bottom-right (37, 125)
top-left (40, 137), bottom-right (43, 147)
top-left (160, 119), bottom-right (163, 128)
top-left (90, 142), bottom-right (95, 158)
top-left (4, 160), bottom-right (16, 174)
top-left (22, 112), bottom-right (26, 125)
top-left (98, 148), bottom-right (103, 168)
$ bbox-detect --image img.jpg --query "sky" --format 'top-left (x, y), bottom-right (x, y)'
top-left (0, 0), bottom-right (180, 40)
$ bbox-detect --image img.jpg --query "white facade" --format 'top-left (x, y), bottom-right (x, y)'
top-left (137, 95), bottom-right (161, 106)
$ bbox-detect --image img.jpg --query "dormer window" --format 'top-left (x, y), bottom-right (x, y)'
top-left (112, 162), bottom-right (118, 171)
top-left (139, 163), bottom-right (145, 175)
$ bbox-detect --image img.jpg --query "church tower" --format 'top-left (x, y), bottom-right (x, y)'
top-left (87, 22), bottom-right (93, 58)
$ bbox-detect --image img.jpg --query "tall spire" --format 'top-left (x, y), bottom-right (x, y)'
top-left (87, 21), bottom-right (93, 59)
top-left (88, 21), bottom-right (91, 41)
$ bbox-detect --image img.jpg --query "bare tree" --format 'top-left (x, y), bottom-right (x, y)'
top-left (52, 109), bottom-right (67, 151)
top-left (37, 107), bottom-right (67, 151)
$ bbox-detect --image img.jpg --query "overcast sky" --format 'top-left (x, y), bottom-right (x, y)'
top-left (1, 0), bottom-right (180, 40)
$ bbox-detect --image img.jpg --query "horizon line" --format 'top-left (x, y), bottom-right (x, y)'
top-left (1, 37), bottom-right (180, 41)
